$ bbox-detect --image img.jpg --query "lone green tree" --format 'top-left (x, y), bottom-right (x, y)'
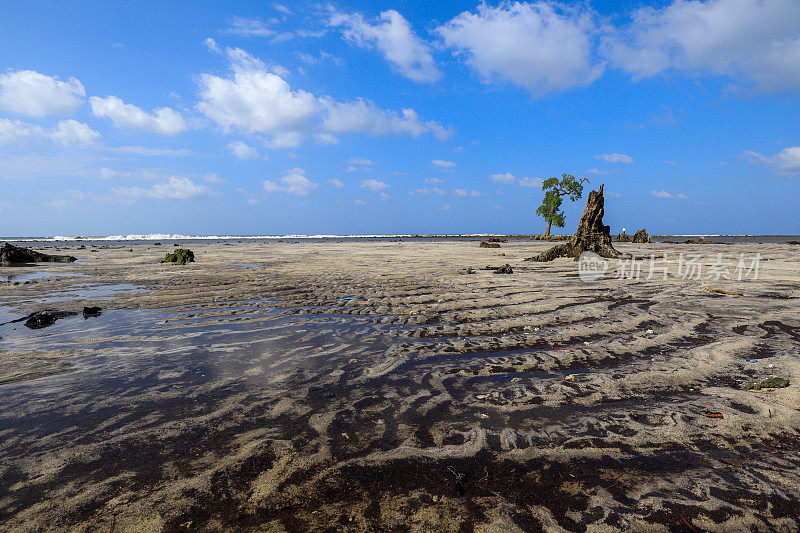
top-left (536, 174), bottom-right (589, 236)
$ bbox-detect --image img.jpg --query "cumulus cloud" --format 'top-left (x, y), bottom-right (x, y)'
top-left (596, 152), bottom-right (634, 164)
top-left (518, 177), bottom-right (544, 187)
top-left (90, 95), bottom-right (187, 135)
top-left (113, 176), bottom-right (210, 201)
top-left (197, 47), bottom-right (451, 146)
top-left (744, 147), bottom-right (800, 176)
top-left (454, 188), bottom-right (482, 197)
top-left (437, 3), bottom-right (602, 96)
top-left (321, 99), bottom-right (453, 140)
top-left (330, 9), bottom-right (440, 82)
top-left (425, 177), bottom-right (445, 185)
top-left (489, 172), bottom-right (518, 185)
top-left (328, 178), bottom-right (345, 188)
top-left (0, 70), bottom-right (85, 117)
top-left (431, 159), bottom-right (457, 168)
top-left (263, 167), bottom-right (318, 195)
top-left (0, 118), bottom-right (99, 146)
top-left (489, 172), bottom-right (543, 187)
top-left (227, 140), bottom-right (259, 159)
top-left (651, 190), bottom-right (689, 199)
top-left (602, 0), bottom-right (800, 92)
top-left (587, 167), bottom-right (613, 175)
top-left (361, 178), bottom-right (389, 191)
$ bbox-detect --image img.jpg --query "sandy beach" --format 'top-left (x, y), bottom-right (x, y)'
top-left (1, 239), bottom-right (799, 531)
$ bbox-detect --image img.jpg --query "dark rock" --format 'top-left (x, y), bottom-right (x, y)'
top-left (486, 237), bottom-right (507, 243)
top-left (785, 241), bottom-right (800, 245)
top-left (24, 310), bottom-right (77, 329)
top-left (617, 232), bottom-right (631, 242)
top-left (479, 241), bottom-right (501, 248)
top-left (526, 184), bottom-right (620, 262)
top-left (161, 249), bottom-right (195, 265)
top-left (458, 268), bottom-right (476, 275)
top-left (632, 228), bottom-right (650, 243)
top-left (494, 264), bottom-right (513, 274)
top-left (82, 306), bottom-right (102, 318)
top-left (0, 242), bottom-right (76, 266)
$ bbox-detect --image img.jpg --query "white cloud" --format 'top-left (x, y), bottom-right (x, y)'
top-left (349, 157), bottom-right (376, 166)
top-left (50, 119), bottom-right (101, 146)
top-left (411, 187), bottom-right (446, 195)
top-left (204, 172), bottom-right (224, 183)
top-left (263, 167), bottom-right (318, 195)
top-left (197, 47), bottom-right (450, 145)
top-left (328, 178), bottom-right (345, 189)
top-left (227, 140), bottom-right (259, 159)
top-left (265, 131), bottom-right (302, 149)
top-left (273, 3), bottom-right (291, 15)
top-left (518, 177), bottom-right (544, 188)
top-left (596, 152), bottom-right (634, 164)
top-left (489, 171), bottom-right (517, 184)
top-left (441, 204), bottom-right (452, 211)
top-left (431, 159), bottom-right (457, 168)
top-left (361, 178), bottom-right (389, 191)
top-left (90, 95), bottom-right (187, 135)
top-left (314, 133), bottom-right (338, 145)
top-left (226, 17), bottom-right (275, 38)
top-left (602, 0), bottom-right (800, 93)
top-left (437, 3), bottom-right (602, 96)
top-left (651, 190), bottom-right (689, 199)
top-left (353, 199), bottom-right (367, 206)
top-left (321, 98), bottom-right (453, 140)
top-left (0, 70), bottom-right (85, 117)
top-left (330, 9), bottom-right (440, 82)
top-left (425, 177), bottom-right (445, 185)
top-left (113, 176), bottom-right (210, 201)
top-left (745, 147), bottom-right (800, 176)
top-left (112, 146), bottom-right (192, 157)
top-left (0, 118), bottom-right (99, 146)
top-left (198, 48), bottom-right (319, 135)
top-left (587, 167), bottom-right (613, 175)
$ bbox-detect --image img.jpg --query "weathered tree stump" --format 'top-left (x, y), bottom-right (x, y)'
top-left (525, 184), bottom-right (620, 261)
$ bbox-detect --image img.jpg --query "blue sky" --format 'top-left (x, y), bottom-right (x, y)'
top-left (1, 0), bottom-right (798, 237)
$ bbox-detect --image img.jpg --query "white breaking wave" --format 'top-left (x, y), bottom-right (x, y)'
top-left (5, 233), bottom-right (511, 242)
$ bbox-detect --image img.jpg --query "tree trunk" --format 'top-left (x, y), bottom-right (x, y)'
top-left (543, 219), bottom-right (552, 237)
top-left (526, 184), bottom-right (620, 262)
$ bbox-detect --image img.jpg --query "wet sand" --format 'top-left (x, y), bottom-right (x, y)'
top-left (1, 239), bottom-right (799, 531)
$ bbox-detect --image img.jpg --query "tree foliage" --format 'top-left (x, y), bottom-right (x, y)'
top-left (535, 174), bottom-right (589, 235)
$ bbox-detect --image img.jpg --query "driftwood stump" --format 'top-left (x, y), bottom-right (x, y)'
top-left (526, 184), bottom-right (620, 262)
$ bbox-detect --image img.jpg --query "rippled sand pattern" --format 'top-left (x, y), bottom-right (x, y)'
top-left (1, 240), bottom-right (799, 531)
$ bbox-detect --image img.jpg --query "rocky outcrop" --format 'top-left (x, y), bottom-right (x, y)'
top-left (525, 184), bottom-right (620, 262)
top-left (617, 232), bottom-right (631, 242)
top-left (479, 241), bottom-right (501, 248)
top-left (0, 242), bottom-right (76, 266)
top-left (161, 249), bottom-right (195, 265)
top-left (23, 310), bottom-right (77, 329)
top-left (632, 229), bottom-right (650, 243)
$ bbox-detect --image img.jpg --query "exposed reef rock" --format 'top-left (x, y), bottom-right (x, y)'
top-left (23, 310), bottom-right (78, 329)
top-left (0, 242), bottom-right (76, 266)
top-left (632, 228), bottom-right (650, 243)
top-left (526, 184), bottom-right (620, 262)
top-left (161, 249), bottom-right (195, 265)
top-left (479, 241), bottom-right (501, 248)
top-left (617, 231), bottom-right (631, 242)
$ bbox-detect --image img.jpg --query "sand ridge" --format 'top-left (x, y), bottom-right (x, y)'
top-left (0, 239), bottom-right (799, 531)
